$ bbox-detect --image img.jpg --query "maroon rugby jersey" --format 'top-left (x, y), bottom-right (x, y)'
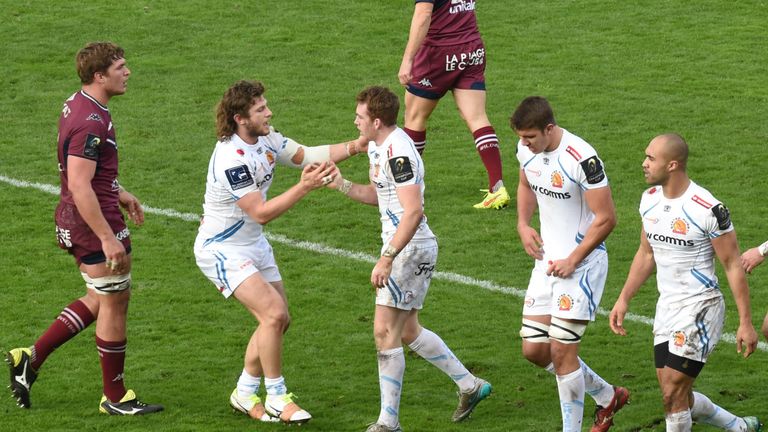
top-left (421, 0), bottom-right (481, 46)
top-left (57, 90), bottom-right (120, 209)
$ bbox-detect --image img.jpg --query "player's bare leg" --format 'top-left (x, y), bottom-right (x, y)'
top-left (403, 91), bottom-right (439, 155)
top-left (453, 89), bottom-right (507, 209)
top-left (234, 276), bottom-right (309, 423)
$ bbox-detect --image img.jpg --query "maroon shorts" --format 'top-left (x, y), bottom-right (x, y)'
top-left (55, 202), bottom-right (131, 265)
top-left (407, 38), bottom-right (487, 100)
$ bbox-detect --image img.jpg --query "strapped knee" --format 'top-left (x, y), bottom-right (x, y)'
top-left (548, 317), bottom-right (586, 344)
top-left (88, 273), bottom-right (131, 295)
top-left (520, 318), bottom-right (550, 343)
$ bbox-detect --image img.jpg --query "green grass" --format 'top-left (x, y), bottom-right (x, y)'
top-left (1, 1), bottom-right (767, 431)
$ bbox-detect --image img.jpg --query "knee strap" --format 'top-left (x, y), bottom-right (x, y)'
top-left (549, 317), bottom-right (586, 344)
top-left (88, 273), bottom-right (131, 295)
top-left (520, 318), bottom-right (550, 343)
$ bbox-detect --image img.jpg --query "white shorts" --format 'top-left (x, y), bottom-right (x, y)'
top-left (653, 295), bottom-right (724, 363)
top-left (522, 252), bottom-right (607, 321)
top-left (194, 235), bottom-right (282, 298)
top-left (375, 240), bottom-right (437, 311)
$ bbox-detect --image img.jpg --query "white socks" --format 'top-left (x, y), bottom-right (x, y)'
top-left (264, 376), bottom-right (287, 396)
top-left (666, 410), bottom-right (692, 431)
top-left (236, 369), bottom-right (261, 398)
top-left (691, 391), bottom-right (747, 431)
top-left (408, 328), bottom-right (475, 392)
top-left (545, 359), bottom-right (614, 406)
top-left (377, 347), bottom-right (405, 428)
top-left (556, 368), bottom-right (585, 432)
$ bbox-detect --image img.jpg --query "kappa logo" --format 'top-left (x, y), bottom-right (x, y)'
top-left (557, 294), bottom-right (573, 311)
top-left (551, 171), bottom-right (564, 188)
top-left (671, 218), bottom-right (689, 235)
top-left (86, 113), bottom-right (102, 122)
top-left (418, 78), bottom-right (433, 87)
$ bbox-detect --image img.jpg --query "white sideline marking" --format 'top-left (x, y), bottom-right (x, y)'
top-left (2, 174), bottom-right (766, 352)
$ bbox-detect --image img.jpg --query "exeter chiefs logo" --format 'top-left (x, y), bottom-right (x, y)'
top-left (557, 294), bottom-right (573, 311)
top-left (671, 218), bottom-right (689, 235)
top-left (551, 171), bottom-right (564, 189)
top-left (673, 331), bottom-right (686, 347)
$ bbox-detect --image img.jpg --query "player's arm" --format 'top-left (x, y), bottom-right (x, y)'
top-left (277, 135), bottom-right (369, 168)
top-left (741, 239), bottom-right (768, 273)
top-left (712, 230), bottom-right (758, 357)
top-left (117, 184), bottom-right (144, 226)
top-left (609, 229), bottom-right (655, 336)
top-left (371, 184), bottom-right (423, 288)
top-left (516, 169), bottom-right (543, 260)
top-left (553, 186), bottom-right (617, 276)
top-left (67, 155), bottom-right (126, 269)
top-left (237, 162), bottom-right (336, 225)
top-left (398, 1), bottom-right (433, 85)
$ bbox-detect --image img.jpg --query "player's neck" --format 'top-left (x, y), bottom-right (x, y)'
top-left (373, 125), bottom-right (397, 146)
top-left (661, 175), bottom-right (691, 199)
top-left (544, 126), bottom-right (563, 152)
top-left (81, 84), bottom-right (111, 107)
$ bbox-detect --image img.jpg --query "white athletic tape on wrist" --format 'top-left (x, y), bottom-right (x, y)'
top-left (339, 179), bottom-right (353, 195)
top-left (88, 273), bottom-right (132, 295)
top-left (520, 318), bottom-right (550, 343)
top-left (548, 317), bottom-right (586, 344)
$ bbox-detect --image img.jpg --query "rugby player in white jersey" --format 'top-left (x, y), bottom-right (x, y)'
top-left (609, 133), bottom-right (761, 432)
top-left (513, 96), bottom-right (628, 432)
top-left (194, 80), bottom-right (366, 424)
top-left (327, 86), bottom-right (491, 432)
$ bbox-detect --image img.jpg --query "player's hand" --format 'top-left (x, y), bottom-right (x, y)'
top-left (609, 299), bottom-right (629, 336)
top-left (398, 59), bottom-right (413, 86)
top-left (371, 256), bottom-right (394, 289)
top-left (547, 258), bottom-right (576, 279)
top-left (102, 236), bottom-right (127, 274)
top-left (735, 323), bottom-right (758, 358)
top-left (301, 162), bottom-right (336, 190)
top-left (118, 189), bottom-right (144, 226)
top-left (518, 225), bottom-right (544, 260)
top-left (740, 247), bottom-right (765, 274)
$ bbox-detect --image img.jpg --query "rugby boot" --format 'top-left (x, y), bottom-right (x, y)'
top-left (6, 347), bottom-right (37, 408)
top-left (452, 377), bottom-right (492, 422)
top-left (99, 389), bottom-right (163, 415)
top-left (473, 186), bottom-right (510, 209)
top-left (591, 386), bottom-right (630, 432)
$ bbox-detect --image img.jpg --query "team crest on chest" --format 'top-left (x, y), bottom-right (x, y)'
top-left (551, 171), bottom-right (564, 188)
top-left (670, 218), bottom-right (689, 235)
top-left (265, 151), bottom-right (275, 165)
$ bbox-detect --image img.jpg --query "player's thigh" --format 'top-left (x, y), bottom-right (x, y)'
top-left (234, 272), bottom-right (288, 322)
top-left (656, 366), bottom-right (696, 409)
top-left (452, 89), bottom-right (490, 130)
top-left (373, 304), bottom-right (412, 349)
top-left (404, 92), bottom-right (440, 129)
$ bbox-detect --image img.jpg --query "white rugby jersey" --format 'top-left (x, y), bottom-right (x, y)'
top-left (368, 127), bottom-right (435, 244)
top-left (517, 128), bottom-right (609, 263)
top-left (197, 129), bottom-right (294, 247)
top-left (640, 181), bottom-right (732, 305)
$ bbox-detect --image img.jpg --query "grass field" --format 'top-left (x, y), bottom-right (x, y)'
top-left (1, 1), bottom-right (767, 431)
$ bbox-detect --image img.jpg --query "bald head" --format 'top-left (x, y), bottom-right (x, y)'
top-left (650, 133), bottom-right (688, 170)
